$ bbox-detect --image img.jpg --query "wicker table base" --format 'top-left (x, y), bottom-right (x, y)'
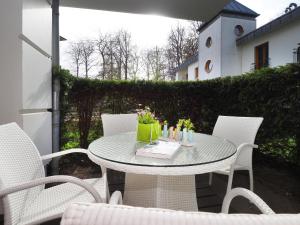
top-left (123, 174), bottom-right (198, 211)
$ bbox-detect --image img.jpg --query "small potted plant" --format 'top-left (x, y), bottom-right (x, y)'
top-left (137, 107), bottom-right (161, 143)
top-left (177, 119), bottom-right (184, 131)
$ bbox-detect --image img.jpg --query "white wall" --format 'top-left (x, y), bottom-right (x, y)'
top-left (0, 0), bottom-right (52, 156)
top-left (240, 19), bottom-right (300, 73)
top-left (221, 16), bottom-right (256, 77)
top-left (187, 62), bottom-right (199, 81)
top-left (22, 42), bottom-right (52, 110)
top-left (198, 17), bottom-right (222, 80)
top-left (22, 0), bottom-right (52, 110)
top-left (23, 0), bottom-right (52, 54)
top-left (0, 0), bottom-right (23, 125)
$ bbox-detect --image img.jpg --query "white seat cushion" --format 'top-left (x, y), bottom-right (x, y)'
top-left (61, 203), bottom-right (300, 225)
top-left (19, 178), bottom-right (105, 225)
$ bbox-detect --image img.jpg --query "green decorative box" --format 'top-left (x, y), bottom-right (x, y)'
top-left (137, 121), bottom-right (161, 143)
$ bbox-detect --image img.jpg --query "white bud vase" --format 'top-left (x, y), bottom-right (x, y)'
top-left (163, 124), bottom-right (168, 138)
top-left (188, 130), bottom-right (194, 143)
top-left (182, 128), bottom-right (188, 144)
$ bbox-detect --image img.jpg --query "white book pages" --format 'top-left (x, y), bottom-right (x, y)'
top-left (136, 141), bottom-right (181, 159)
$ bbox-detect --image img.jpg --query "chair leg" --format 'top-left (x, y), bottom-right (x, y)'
top-left (209, 172), bottom-right (213, 186)
top-left (226, 167), bottom-right (235, 194)
top-left (101, 166), bottom-right (110, 202)
top-left (249, 168), bottom-right (254, 192)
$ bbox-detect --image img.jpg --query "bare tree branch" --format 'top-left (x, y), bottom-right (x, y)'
top-left (67, 42), bottom-right (83, 77)
top-left (80, 40), bottom-right (96, 78)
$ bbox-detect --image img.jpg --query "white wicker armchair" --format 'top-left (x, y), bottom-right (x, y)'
top-left (61, 188), bottom-right (300, 225)
top-left (0, 123), bottom-right (122, 225)
top-left (209, 116), bottom-right (263, 193)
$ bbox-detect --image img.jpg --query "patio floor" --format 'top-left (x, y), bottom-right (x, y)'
top-left (60, 154), bottom-right (300, 214)
top-left (107, 166), bottom-right (300, 214)
top-left (1, 155), bottom-right (299, 225)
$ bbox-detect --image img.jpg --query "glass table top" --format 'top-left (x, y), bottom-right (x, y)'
top-left (88, 132), bottom-right (237, 167)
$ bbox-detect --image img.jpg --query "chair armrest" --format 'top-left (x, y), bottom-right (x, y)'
top-left (221, 188), bottom-right (275, 215)
top-left (109, 191), bottom-right (123, 205)
top-left (41, 148), bottom-right (88, 161)
top-left (0, 175), bottom-right (103, 203)
top-left (235, 143), bottom-right (258, 158)
top-left (237, 143), bottom-right (258, 150)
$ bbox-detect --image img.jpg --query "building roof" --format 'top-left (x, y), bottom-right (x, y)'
top-left (237, 6), bottom-right (300, 46)
top-left (198, 0), bottom-right (259, 32)
top-left (177, 54), bottom-right (198, 72)
top-left (222, 0), bottom-right (259, 18)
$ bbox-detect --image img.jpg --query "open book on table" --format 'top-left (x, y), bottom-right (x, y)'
top-left (136, 141), bottom-right (181, 159)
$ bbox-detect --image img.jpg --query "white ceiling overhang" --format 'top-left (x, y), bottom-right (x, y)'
top-left (60, 0), bottom-right (230, 21)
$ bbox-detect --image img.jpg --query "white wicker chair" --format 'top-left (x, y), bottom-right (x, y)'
top-left (0, 123), bottom-right (122, 225)
top-left (61, 188), bottom-right (300, 225)
top-left (101, 113), bottom-right (137, 137)
top-left (209, 116), bottom-right (263, 193)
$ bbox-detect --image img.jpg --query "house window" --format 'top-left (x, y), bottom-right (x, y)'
top-left (205, 60), bottom-right (213, 73)
top-left (297, 47), bottom-right (300, 63)
top-left (195, 67), bottom-right (199, 80)
top-left (234, 25), bottom-right (244, 37)
top-left (255, 42), bottom-right (269, 69)
top-left (206, 37), bottom-right (212, 48)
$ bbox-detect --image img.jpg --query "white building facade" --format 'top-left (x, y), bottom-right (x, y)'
top-left (176, 0), bottom-right (300, 81)
top-left (238, 13), bottom-right (300, 73)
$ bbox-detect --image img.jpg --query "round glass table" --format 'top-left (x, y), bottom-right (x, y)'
top-left (88, 132), bottom-right (237, 211)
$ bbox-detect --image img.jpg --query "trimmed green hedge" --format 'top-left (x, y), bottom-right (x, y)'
top-left (56, 64), bottom-right (300, 165)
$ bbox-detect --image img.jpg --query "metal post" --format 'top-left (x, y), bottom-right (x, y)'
top-left (51, 0), bottom-right (60, 175)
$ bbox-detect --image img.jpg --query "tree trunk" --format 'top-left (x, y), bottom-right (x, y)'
top-left (101, 53), bottom-right (106, 80)
top-left (77, 93), bottom-right (95, 148)
top-left (124, 59), bottom-right (128, 80)
top-left (85, 61), bottom-right (88, 78)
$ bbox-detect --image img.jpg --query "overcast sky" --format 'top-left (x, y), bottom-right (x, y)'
top-left (60, 0), bottom-right (300, 75)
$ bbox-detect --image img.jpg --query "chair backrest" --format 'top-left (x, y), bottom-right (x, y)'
top-left (61, 203), bottom-right (300, 225)
top-left (0, 123), bottom-right (45, 225)
top-left (101, 114), bottom-right (138, 137)
top-left (212, 116), bottom-right (263, 167)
